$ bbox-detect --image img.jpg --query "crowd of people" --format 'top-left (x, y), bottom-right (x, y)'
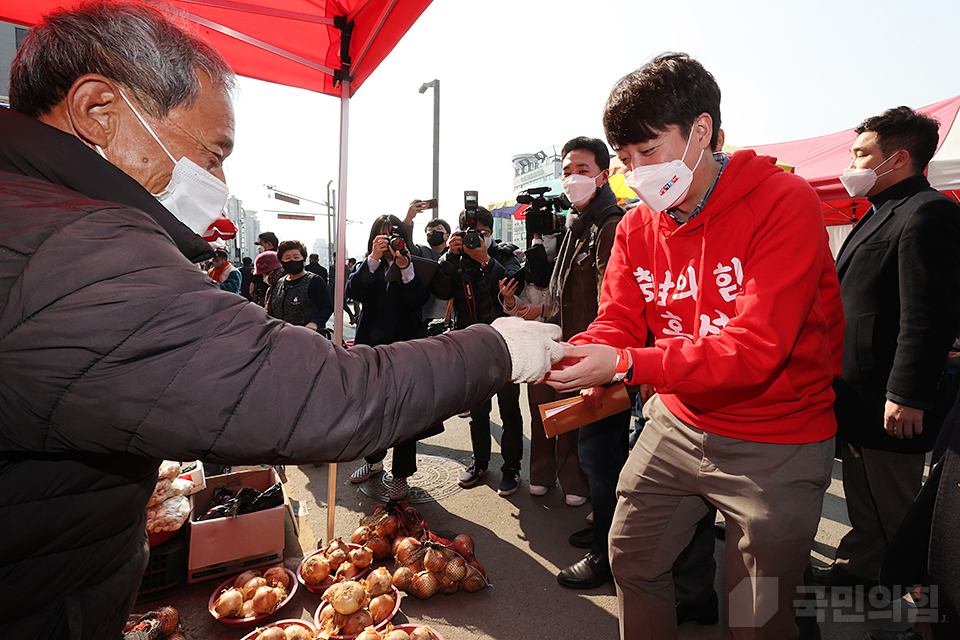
top-left (2, 4), bottom-right (960, 640)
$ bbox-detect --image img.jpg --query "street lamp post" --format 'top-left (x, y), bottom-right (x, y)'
top-left (419, 79), bottom-right (440, 210)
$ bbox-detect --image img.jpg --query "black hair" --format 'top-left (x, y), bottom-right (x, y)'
top-left (603, 52), bottom-right (721, 151)
top-left (426, 218), bottom-right (451, 234)
top-left (258, 231), bottom-right (279, 248)
top-left (459, 206), bottom-right (493, 230)
top-left (242, 256), bottom-right (253, 266)
top-left (213, 249), bottom-right (228, 258)
top-left (367, 214), bottom-right (412, 255)
top-left (276, 239), bottom-right (307, 261)
top-left (561, 137), bottom-right (611, 170)
top-left (855, 106), bottom-right (940, 173)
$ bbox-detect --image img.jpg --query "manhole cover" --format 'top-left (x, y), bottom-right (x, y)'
top-left (357, 454), bottom-right (463, 504)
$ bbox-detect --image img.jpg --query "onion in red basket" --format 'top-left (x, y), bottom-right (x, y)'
top-left (212, 588), bottom-right (243, 618)
top-left (253, 627), bottom-right (286, 640)
top-left (327, 581), bottom-right (366, 615)
top-left (252, 585), bottom-right (283, 615)
top-left (369, 593), bottom-right (395, 624)
top-left (409, 626), bottom-right (437, 640)
top-left (356, 627), bottom-right (382, 640)
top-left (241, 576), bottom-right (267, 600)
top-left (301, 554), bottom-right (331, 585)
top-left (263, 565), bottom-right (291, 590)
top-left (349, 545), bottom-right (374, 569)
top-left (341, 608), bottom-right (374, 635)
top-left (234, 570), bottom-right (262, 590)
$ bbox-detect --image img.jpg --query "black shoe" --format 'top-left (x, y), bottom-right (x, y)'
top-left (568, 526), bottom-right (594, 549)
top-left (676, 590), bottom-right (719, 626)
top-left (557, 552), bottom-right (612, 589)
top-left (811, 564), bottom-right (879, 590)
top-left (868, 628), bottom-right (922, 640)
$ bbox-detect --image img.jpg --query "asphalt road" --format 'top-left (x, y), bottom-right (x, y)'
top-left (154, 378), bottom-right (926, 640)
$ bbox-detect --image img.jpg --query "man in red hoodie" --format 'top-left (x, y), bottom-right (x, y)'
top-left (546, 53), bottom-right (844, 640)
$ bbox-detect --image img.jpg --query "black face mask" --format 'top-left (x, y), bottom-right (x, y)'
top-left (427, 230), bottom-right (446, 247)
top-left (282, 259), bottom-right (305, 275)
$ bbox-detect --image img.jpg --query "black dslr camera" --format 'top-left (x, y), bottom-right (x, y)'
top-left (388, 225), bottom-right (408, 256)
top-left (457, 190), bottom-right (482, 249)
top-left (517, 186), bottom-right (565, 237)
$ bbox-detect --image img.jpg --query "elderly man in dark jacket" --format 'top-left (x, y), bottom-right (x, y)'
top-left (0, 4), bottom-right (562, 639)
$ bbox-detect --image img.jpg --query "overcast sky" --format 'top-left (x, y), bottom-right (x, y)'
top-left (222, 0), bottom-right (960, 259)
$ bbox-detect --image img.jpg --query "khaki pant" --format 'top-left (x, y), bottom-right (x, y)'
top-left (610, 395), bottom-right (834, 640)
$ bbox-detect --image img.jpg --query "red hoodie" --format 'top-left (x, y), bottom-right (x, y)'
top-left (572, 150), bottom-right (844, 444)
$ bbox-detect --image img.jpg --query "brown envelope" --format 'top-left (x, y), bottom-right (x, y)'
top-left (538, 382), bottom-right (632, 438)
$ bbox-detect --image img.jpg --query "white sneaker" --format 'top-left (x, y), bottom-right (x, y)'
top-left (586, 510), bottom-right (594, 524)
top-left (529, 484), bottom-right (549, 496)
top-left (565, 494), bottom-right (587, 507)
top-left (350, 461), bottom-right (383, 483)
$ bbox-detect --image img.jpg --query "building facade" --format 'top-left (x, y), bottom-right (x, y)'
top-left (1, 20), bottom-right (30, 106)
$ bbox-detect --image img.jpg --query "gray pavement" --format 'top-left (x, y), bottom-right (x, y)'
top-left (160, 382), bottom-right (925, 640)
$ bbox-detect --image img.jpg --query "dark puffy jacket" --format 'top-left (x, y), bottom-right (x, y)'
top-left (0, 109), bottom-right (511, 639)
top-left (432, 243), bottom-right (522, 329)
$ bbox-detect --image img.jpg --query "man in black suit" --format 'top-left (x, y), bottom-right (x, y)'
top-left (814, 107), bottom-right (960, 597)
top-left (305, 253), bottom-right (329, 284)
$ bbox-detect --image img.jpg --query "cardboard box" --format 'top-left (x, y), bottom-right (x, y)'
top-left (187, 548), bottom-right (284, 584)
top-left (187, 467), bottom-right (286, 583)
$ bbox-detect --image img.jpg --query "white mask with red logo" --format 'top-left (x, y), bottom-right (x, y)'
top-left (623, 122), bottom-right (704, 213)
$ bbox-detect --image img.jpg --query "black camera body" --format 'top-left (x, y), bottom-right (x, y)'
top-left (388, 225), bottom-right (408, 255)
top-left (458, 190), bottom-right (482, 250)
top-left (518, 186), bottom-right (565, 237)
top-left (457, 228), bottom-right (482, 250)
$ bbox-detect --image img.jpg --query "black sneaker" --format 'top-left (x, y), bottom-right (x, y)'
top-left (458, 461), bottom-right (486, 487)
top-left (498, 468), bottom-right (520, 496)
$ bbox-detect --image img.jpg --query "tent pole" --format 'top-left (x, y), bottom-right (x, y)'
top-left (327, 79), bottom-right (350, 545)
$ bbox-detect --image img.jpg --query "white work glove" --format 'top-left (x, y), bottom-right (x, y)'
top-left (491, 316), bottom-right (564, 383)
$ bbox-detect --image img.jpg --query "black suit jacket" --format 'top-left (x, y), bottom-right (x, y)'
top-left (834, 174), bottom-right (960, 452)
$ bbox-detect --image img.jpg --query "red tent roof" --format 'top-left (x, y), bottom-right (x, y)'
top-left (1, 0), bottom-right (433, 97)
top-left (747, 94), bottom-right (960, 225)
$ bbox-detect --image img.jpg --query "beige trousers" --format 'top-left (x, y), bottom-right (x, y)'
top-left (609, 395), bottom-right (834, 640)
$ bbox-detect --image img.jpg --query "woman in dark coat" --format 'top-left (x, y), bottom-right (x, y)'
top-left (346, 215), bottom-right (435, 499)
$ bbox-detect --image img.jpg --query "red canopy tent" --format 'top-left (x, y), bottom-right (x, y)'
top-left (0, 0), bottom-right (433, 539)
top-left (746, 94), bottom-right (960, 227)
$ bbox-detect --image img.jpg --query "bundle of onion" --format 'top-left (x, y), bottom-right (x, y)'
top-left (301, 538), bottom-right (374, 588)
top-left (393, 540), bottom-right (487, 599)
top-left (211, 578), bottom-right (287, 620)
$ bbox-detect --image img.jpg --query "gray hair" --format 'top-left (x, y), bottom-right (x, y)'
top-left (10, 0), bottom-right (236, 119)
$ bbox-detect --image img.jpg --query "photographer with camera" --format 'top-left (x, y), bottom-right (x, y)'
top-left (402, 198), bottom-right (452, 333)
top-left (346, 215), bottom-right (437, 500)
top-left (433, 197), bottom-right (526, 496)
